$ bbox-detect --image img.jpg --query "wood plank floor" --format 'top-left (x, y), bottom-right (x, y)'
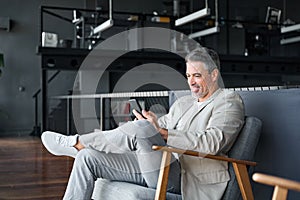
top-left (0, 136), bottom-right (74, 200)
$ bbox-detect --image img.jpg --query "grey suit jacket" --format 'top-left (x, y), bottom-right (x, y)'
top-left (158, 89), bottom-right (245, 199)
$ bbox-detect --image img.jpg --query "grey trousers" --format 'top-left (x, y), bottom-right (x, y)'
top-left (63, 120), bottom-right (181, 200)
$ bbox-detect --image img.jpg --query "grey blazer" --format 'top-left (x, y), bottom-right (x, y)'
top-left (158, 89), bottom-right (245, 199)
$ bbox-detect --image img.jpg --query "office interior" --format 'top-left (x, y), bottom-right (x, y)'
top-left (0, 0), bottom-right (299, 199)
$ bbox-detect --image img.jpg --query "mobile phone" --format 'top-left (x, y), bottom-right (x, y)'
top-left (129, 99), bottom-right (146, 119)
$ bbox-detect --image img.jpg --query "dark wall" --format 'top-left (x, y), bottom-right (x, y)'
top-left (0, 0), bottom-right (84, 136)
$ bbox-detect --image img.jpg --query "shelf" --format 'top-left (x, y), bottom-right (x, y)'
top-left (37, 46), bottom-right (300, 75)
top-left (37, 47), bottom-right (186, 71)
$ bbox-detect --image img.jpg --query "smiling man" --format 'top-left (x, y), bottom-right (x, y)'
top-left (42, 47), bottom-right (245, 200)
top-left (153, 48), bottom-right (245, 199)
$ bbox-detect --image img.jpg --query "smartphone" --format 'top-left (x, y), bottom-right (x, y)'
top-left (129, 99), bottom-right (146, 119)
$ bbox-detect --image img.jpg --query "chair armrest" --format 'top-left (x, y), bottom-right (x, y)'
top-left (253, 173), bottom-right (300, 192)
top-left (152, 145), bottom-right (257, 166)
top-left (152, 145), bottom-right (256, 200)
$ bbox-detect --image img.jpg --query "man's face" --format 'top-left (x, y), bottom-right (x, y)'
top-left (186, 61), bottom-right (218, 101)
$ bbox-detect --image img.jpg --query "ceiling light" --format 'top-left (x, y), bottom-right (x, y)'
top-left (280, 36), bottom-right (300, 45)
top-left (188, 26), bottom-right (219, 38)
top-left (175, 8), bottom-right (210, 26)
top-left (281, 23), bottom-right (300, 33)
top-left (93, 19), bottom-right (113, 34)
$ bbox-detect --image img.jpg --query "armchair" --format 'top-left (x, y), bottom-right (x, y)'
top-left (92, 116), bottom-right (262, 200)
top-left (153, 116), bottom-right (262, 200)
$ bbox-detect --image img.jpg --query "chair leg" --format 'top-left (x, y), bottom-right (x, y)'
top-left (155, 151), bottom-right (172, 200)
top-left (272, 186), bottom-right (288, 200)
top-left (232, 163), bottom-right (254, 200)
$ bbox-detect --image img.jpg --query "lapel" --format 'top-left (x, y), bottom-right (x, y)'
top-left (170, 99), bottom-right (194, 129)
top-left (174, 89), bottom-right (222, 129)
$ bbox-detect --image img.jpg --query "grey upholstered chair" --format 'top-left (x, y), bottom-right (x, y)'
top-left (221, 116), bottom-right (262, 200)
top-left (92, 116), bottom-right (262, 200)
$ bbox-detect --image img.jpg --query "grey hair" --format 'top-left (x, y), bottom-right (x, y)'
top-left (185, 47), bottom-right (220, 73)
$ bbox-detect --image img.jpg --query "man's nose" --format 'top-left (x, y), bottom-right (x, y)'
top-left (188, 76), bottom-right (195, 85)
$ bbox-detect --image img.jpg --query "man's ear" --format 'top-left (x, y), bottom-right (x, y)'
top-left (211, 69), bottom-right (219, 82)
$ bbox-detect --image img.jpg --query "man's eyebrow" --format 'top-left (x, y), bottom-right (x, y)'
top-left (186, 72), bottom-right (201, 75)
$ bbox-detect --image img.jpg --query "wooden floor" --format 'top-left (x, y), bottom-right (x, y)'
top-left (0, 136), bottom-right (74, 200)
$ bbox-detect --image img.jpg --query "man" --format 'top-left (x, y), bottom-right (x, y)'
top-left (42, 47), bottom-right (245, 200)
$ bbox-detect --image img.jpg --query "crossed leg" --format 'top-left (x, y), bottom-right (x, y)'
top-left (42, 120), bottom-right (181, 200)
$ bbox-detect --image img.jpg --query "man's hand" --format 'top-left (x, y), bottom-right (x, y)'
top-left (132, 109), bottom-right (146, 120)
top-left (132, 109), bottom-right (157, 125)
top-left (141, 110), bottom-right (160, 130)
top-left (132, 109), bottom-right (168, 140)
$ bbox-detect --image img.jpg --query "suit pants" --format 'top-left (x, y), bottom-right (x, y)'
top-left (63, 120), bottom-right (181, 200)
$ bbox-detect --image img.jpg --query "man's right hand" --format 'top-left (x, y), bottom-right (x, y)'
top-left (142, 110), bottom-right (168, 140)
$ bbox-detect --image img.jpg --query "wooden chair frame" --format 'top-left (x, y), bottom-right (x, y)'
top-left (152, 145), bottom-right (257, 200)
top-left (252, 173), bottom-right (300, 200)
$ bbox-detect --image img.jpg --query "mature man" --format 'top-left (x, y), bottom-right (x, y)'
top-left (42, 47), bottom-right (244, 200)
